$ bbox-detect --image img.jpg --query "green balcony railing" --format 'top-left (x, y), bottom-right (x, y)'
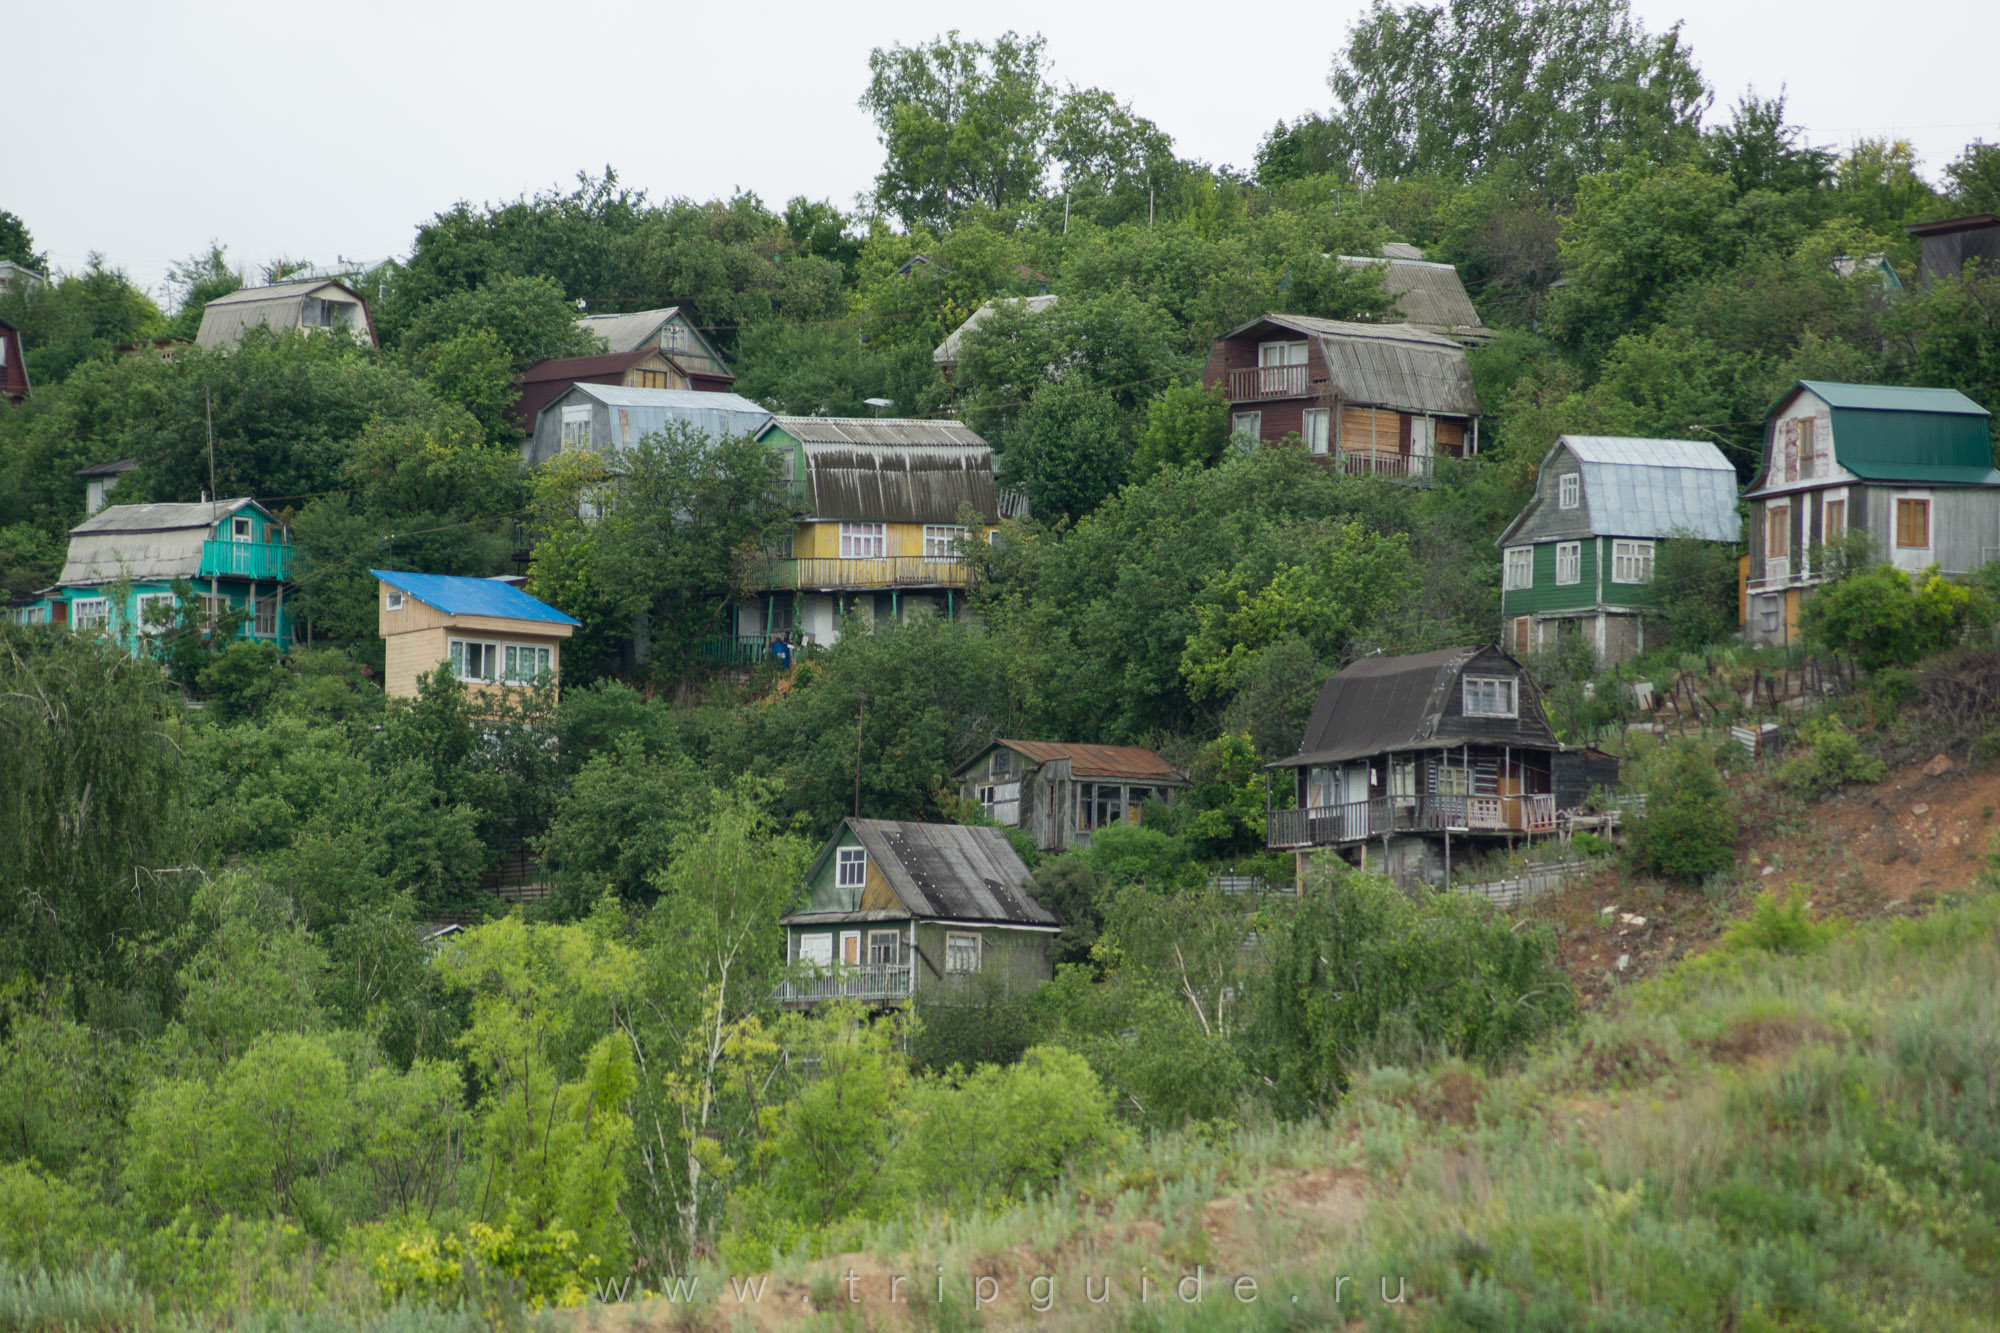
top-left (199, 540), bottom-right (293, 580)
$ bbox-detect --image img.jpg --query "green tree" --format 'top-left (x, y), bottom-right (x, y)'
top-left (895, 1047), bottom-right (1116, 1213)
top-left (1129, 381), bottom-right (1230, 482)
top-left (0, 522), bottom-right (62, 600)
top-left (0, 257), bottom-right (166, 384)
top-left (1625, 739), bottom-right (1738, 884)
top-left (1002, 376), bottom-right (1127, 525)
top-left (0, 209), bottom-right (43, 268)
top-left (1943, 138), bottom-right (2000, 215)
top-left (1326, 0), bottom-right (1709, 190)
top-left (860, 31), bottom-right (1057, 229)
top-left (396, 272), bottom-right (600, 371)
top-left (162, 243), bottom-right (243, 342)
top-left (1803, 563), bottom-right (1989, 670)
top-left (536, 737), bottom-right (709, 914)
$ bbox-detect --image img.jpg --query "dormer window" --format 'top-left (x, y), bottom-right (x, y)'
top-left (386, 590), bottom-right (404, 611)
top-left (1462, 676), bottom-right (1518, 718)
top-left (836, 847), bottom-right (868, 889)
top-left (1558, 474), bottom-right (1579, 509)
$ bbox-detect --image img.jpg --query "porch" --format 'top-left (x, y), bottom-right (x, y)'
top-left (1332, 449), bottom-right (1433, 482)
top-left (774, 963), bottom-right (913, 1008)
top-left (1267, 792), bottom-right (1558, 850)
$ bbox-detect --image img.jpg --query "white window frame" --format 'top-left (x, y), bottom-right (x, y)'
top-left (1504, 546), bottom-right (1533, 590)
top-left (135, 592), bottom-right (177, 636)
top-left (502, 644), bottom-right (553, 684)
top-left (1231, 411), bottom-right (1261, 443)
top-left (559, 404), bottom-right (592, 451)
top-left (1257, 339), bottom-right (1308, 368)
top-left (71, 598), bottom-right (110, 630)
top-left (867, 930), bottom-right (900, 966)
top-left (1554, 541), bottom-right (1581, 586)
top-left (449, 639), bottom-right (500, 683)
top-left (839, 522), bottom-right (886, 559)
top-left (836, 846), bottom-right (868, 890)
top-left (1462, 676), bottom-right (1518, 719)
top-left (1759, 596), bottom-right (1782, 634)
top-left (1558, 474), bottom-right (1580, 509)
top-left (385, 590), bottom-right (404, 611)
top-left (230, 516), bottom-right (253, 542)
top-left (1302, 407), bottom-right (1330, 456)
top-left (1611, 540), bottom-right (1655, 585)
top-left (797, 932), bottom-right (833, 968)
top-left (922, 524), bottom-right (967, 561)
top-left (945, 932), bottom-right (982, 974)
top-left (253, 594), bottom-right (277, 638)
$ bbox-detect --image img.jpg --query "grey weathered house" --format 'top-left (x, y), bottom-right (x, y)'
top-left (777, 819), bottom-right (1059, 1009)
top-left (1267, 646), bottom-right (1607, 886)
top-left (572, 307), bottom-right (736, 391)
top-left (1496, 436), bottom-right (1740, 663)
top-left (951, 740), bottom-right (1188, 853)
top-left (195, 280), bottom-right (377, 351)
top-left (1743, 381), bottom-right (1999, 645)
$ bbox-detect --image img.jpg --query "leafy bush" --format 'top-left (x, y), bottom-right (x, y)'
top-left (1803, 564), bottom-right (1990, 670)
top-left (1242, 873), bottom-right (1576, 1113)
top-left (896, 1046), bottom-right (1118, 1212)
top-left (1774, 718), bottom-right (1888, 798)
top-left (1727, 885), bottom-right (1840, 956)
top-left (909, 972), bottom-right (1032, 1073)
top-left (368, 1220), bottom-right (604, 1313)
top-left (1626, 741), bottom-right (1739, 884)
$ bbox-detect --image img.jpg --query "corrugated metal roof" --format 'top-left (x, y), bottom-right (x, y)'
top-left (1497, 438), bottom-right (1740, 545)
top-left (1797, 381), bottom-right (1989, 416)
top-left (195, 280), bottom-right (374, 350)
top-left (933, 295), bottom-right (1061, 365)
top-left (1335, 255), bottom-right (1485, 333)
top-left (801, 444), bottom-right (999, 523)
top-left (838, 819), bottom-right (1057, 927)
top-left (60, 499), bottom-right (263, 586)
top-left (1232, 313), bottom-right (1481, 416)
top-left (1381, 242), bottom-right (1426, 260)
top-left (575, 308), bottom-right (679, 354)
top-left (985, 740), bottom-right (1187, 783)
top-left (769, 415), bottom-right (987, 448)
top-left (553, 383), bottom-right (773, 441)
top-left (371, 570), bottom-right (579, 625)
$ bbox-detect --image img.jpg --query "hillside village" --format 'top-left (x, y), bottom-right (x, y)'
top-left (5, 4), bottom-right (2000, 1329)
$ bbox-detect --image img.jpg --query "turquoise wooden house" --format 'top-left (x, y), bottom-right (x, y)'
top-left (47, 498), bottom-right (295, 650)
top-left (777, 819), bottom-right (1059, 1010)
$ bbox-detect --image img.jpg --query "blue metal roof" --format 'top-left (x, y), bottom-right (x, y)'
top-left (370, 571), bottom-right (579, 625)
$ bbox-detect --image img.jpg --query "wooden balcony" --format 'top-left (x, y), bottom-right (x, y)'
top-left (1334, 450), bottom-right (1434, 482)
top-left (199, 539), bottom-right (292, 580)
top-left (776, 963), bottom-right (912, 1008)
top-left (1226, 365), bottom-right (1313, 400)
top-left (1268, 793), bottom-right (1558, 850)
top-left (748, 556), bottom-right (973, 592)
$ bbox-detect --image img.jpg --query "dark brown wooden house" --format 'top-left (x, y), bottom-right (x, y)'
top-left (0, 319), bottom-right (29, 403)
top-left (1200, 313), bottom-right (1481, 482)
top-left (1268, 646), bottom-right (1604, 886)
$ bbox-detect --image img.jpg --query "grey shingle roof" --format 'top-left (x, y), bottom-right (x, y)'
top-left (1231, 313), bottom-right (1481, 416)
top-left (792, 819), bottom-right (1058, 928)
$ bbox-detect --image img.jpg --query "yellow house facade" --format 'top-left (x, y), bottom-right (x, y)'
top-left (373, 570), bottom-right (579, 701)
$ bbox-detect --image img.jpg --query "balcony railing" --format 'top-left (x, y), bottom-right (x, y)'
top-left (749, 556), bottom-right (973, 592)
top-left (1335, 450), bottom-right (1434, 482)
top-left (1227, 365), bottom-right (1312, 400)
top-left (696, 635), bottom-right (776, 667)
top-left (1268, 793), bottom-right (1558, 849)
top-left (775, 964), bottom-right (913, 1006)
top-left (199, 540), bottom-right (292, 581)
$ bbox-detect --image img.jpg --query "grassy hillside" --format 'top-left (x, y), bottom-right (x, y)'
top-left (573, 882), bottom-right (2000, 1331)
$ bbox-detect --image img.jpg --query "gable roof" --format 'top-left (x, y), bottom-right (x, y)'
top-left (371, 570), bottom-right (579, 625)
top-left (1272, 645), bottom-right (1552, 769)
top-left (195, 279), bottom-right (376, 350)
top-left (765, 415), bottom-right (986, 448)
top-left (768, 431), bottom-right (998, 524)
top-left (1334, 253), bottom-right (1486, 336)
top-left (1497, 436), bottom-right (1740, 545)
top-left (1752, 381), bottom-right (1998, 490)
top-left (541, 383), bottom-right (775, 443)
top-left (60, 498), bottom-right (268, 586)
top-left (933, 295), bottom-right (1061, 366)
top-left (575, 307), bottom-right (682, 353)
top-left (519, 348), bottom-right (670, 385)
top-left (958, 740), bottom-right (1186, 783)
top-left (795, 819), bottom-right (1057, 928)
top-left (1223, 313), bottom-right (1481, 416)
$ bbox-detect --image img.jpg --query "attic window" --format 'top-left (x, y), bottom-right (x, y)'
top-left (560, 404), bottom-right (591, 451)
top-left (836, 847), bottom-right (868, 889)
top-left (1559, 474), bottom-right (1579, 509)
top-left (991, 748), bottom-right (1012, 778)
top-left (386, 590), bottom-right (404, 611)
top-left (1462, 676), bottom-right (1517, 718)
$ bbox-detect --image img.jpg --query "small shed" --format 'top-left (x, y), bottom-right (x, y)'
top-left (373, 569), bottom-right (579, 700)
top-left (525, 383), bottom-right (773, 464)
top-left (952, 740), bottom-right (1188, 853)
top-left (779, 818), bottom-right (1059, 1009)
top-left (194, 280), bottom-right (377, 350)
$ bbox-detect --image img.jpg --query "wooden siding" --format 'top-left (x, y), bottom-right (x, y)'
top-left (381, 623), bottom-right (567, 700)
top-left (1501, 538), bottom-right (1600, 615)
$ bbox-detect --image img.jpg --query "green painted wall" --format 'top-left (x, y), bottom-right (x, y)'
top-left (1502, 536), bottom-right (1667, 616)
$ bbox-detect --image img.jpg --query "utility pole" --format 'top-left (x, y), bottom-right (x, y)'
top-left (854, 693), bottom-right (868, 819)
top-left (206, 387), bottom-right (218, 509)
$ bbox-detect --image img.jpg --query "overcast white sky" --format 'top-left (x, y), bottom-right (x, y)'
top-left (8, 0), bottom-right (1996, 303)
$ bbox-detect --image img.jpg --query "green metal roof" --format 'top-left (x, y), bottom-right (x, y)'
top-left (1760, 382), bottom-right (1999, 488)
top-left (1796, 381), bottom-right (1989, 416)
